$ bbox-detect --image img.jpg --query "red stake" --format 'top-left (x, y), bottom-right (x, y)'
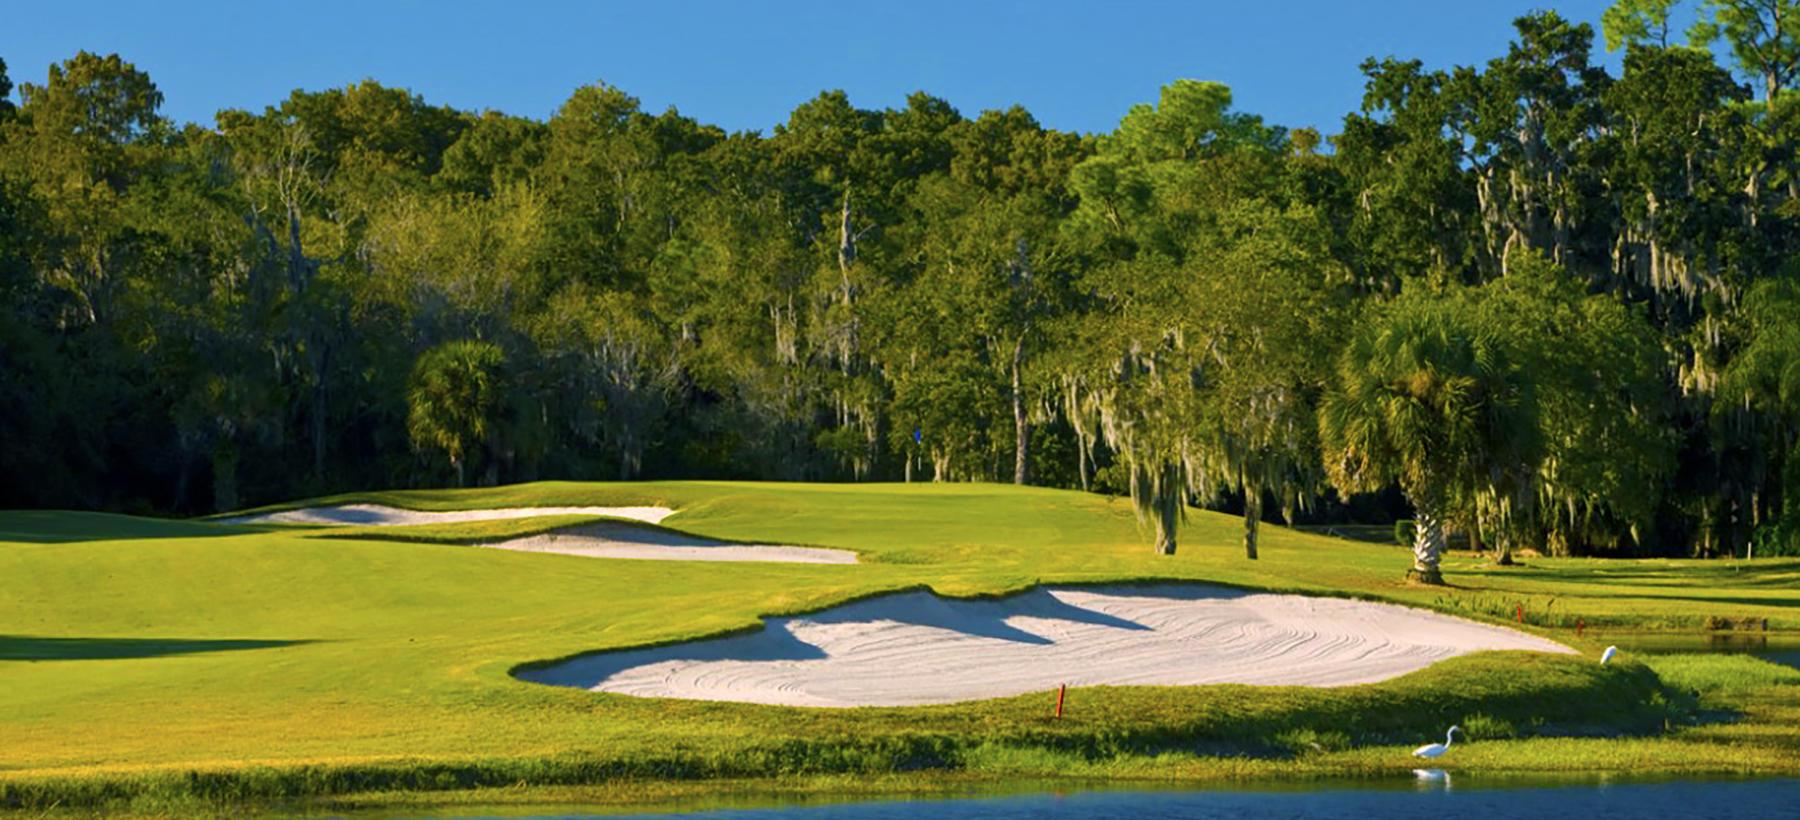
top-left (1577, 617), bottom-right (1586, 637)
top-left (1516, 603), bottom-right (1525, 624)
top-left (1055, 683), bottom-right (1066, 718)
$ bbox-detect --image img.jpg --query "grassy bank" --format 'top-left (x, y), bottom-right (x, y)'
top-left (12, 654), bottom-right (1799, 817)
top-left (4, 481), bottom-right (1797, 814)
top-left (4, 655), bottom-right (1735, 817)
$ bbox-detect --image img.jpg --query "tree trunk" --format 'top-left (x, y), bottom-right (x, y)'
top-left (173, 445), bottom-right (194, 512)
top-left (452, 456), bottom-right (465, 489)
top-left (481, 438), bottom-right (499, 487)
top-left (837, 189), bottom-right (855, 303)
top-left (286, 202), bottom-right (308, 292)
top-left (1408, 501), bottom-right (1447, 584)
top-left (310, 367), bottom-right (327, 481)
top-left (1140, 460), bottom-right (1182, 556)
top-left (1153, 492), bottom-right (1178, 556)
top-left (1011, 334), bottom-right (1028, 485)
top-left (1243, 487), bottom-right (1261, 560)
top-left (212, 441), bottom-right (239, 514)
top-left (1077, 436), bottom-right (1091, 492)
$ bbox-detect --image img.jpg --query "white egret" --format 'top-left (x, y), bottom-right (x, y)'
top-left (1600, 646), bottom-right (1619, 665)
top-left (1412, 725), bottom-right (1460, 759)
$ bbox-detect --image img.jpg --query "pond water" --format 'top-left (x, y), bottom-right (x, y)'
top-left (1602, 633), bottom-right (1800, 670)
top-left (386, 776), bottom-right (1798, 819)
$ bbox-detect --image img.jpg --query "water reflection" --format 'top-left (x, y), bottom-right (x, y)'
top-left (361, 775), bottom-right (1799, 819)
top-left (1598, 633), bottom-right (1800, 670)
top-left (1410, 768), bottom-right (1451, 791)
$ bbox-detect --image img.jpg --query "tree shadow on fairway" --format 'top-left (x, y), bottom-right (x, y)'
top-left (796, 588), bottom-right (1154, 646)
top-left (0, 511), bottom-right (262, 544)
top-left (0, 636), bottom-right (314, 661)
top-left (518, 620), bottom-right (828, 688)
top-left (1067, 582), bottom-right (1253, 604)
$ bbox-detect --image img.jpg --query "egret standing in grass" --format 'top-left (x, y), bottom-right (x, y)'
top-left (1601, 646), bottom-right (1619, 665)
top-left (1413, 725), bottom-right (1460, 759)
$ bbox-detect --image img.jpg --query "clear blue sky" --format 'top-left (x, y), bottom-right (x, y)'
top-left (4, 0), bottom-right (1626, 136)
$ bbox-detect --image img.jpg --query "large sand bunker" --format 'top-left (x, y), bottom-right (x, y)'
top-left (518, 585), bottom-right (1574, 707)
top-left (484, 522), bottom-right (857, 564)
top-left (221, 503), bottom-right (852, 564)
top-left (219, 504), bottom-right (676, 527)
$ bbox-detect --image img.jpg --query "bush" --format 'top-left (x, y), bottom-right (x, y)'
top-left (1459, 712), bottom-right (1517, 740)
top-left (1393, 519), bottom-right (1416, 546)
top-left (1749, 520), bottom-right (1800, 557)
top-left (1271, 727), bottom-right (1352, 754)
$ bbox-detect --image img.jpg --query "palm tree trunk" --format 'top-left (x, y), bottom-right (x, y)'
top-left (1408, 498), bottom-right (1447, 584)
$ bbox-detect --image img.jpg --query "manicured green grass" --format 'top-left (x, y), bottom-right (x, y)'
top-left (3, 481), bottom-right (1797, 814)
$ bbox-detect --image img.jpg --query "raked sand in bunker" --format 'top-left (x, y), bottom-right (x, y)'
top-left (217, 503), bottom-right (677, 526)
top-left (485, 521), bottom-right (857, 564)
top-left (519, 584), bottom-right (1574, 707)
top-left (221, 503), bottom-right (856, 563)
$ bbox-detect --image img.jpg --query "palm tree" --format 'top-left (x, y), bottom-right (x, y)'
top-left (1319, 298), bottom-right (1538, 584)
top-left (407, 340), bottom-right (507, 487)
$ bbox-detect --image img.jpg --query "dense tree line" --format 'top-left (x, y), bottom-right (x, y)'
top-left (6, 3), bottom-right (1800, 574)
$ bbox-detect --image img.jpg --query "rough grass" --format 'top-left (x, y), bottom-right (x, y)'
top-left (3, 480), bottom-right (1798, 813)
top-left (1647, 654), bottom-right (1800, 694)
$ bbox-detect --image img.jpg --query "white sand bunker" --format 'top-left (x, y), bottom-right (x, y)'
top-left (219, 503), bottom-right (675, 527)
top-left (483, 522), bottom-right (857, 564)
top-left (518, 585), bottom-right (1573, 707)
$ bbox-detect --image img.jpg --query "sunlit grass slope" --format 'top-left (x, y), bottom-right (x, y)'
top-left (3, 481), bottom-right (1797, 811)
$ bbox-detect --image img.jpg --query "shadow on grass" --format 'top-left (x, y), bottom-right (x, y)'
top-left (0, 635), bottom-right (314, 661)
top-left (1455, 564), bottom-right (1800, 586)
top-left (0, 510), bottom-right (261, 544)
top-left (521, 586), bottom-right (1174, 690)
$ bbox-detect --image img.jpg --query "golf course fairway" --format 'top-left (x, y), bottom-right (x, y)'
top-left (3, 481), bottom-right (1798, 815)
